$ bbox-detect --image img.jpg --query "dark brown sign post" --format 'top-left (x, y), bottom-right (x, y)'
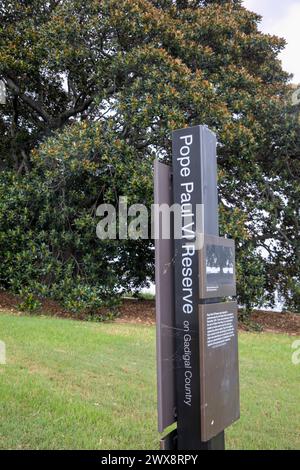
top-left (155, 125), bottom-right (239, 450)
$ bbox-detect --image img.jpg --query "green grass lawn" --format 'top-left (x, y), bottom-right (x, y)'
top-left (0, 312), bottom-right (299, 450)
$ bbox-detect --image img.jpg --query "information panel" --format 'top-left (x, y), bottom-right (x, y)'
top-left (199, 301), bottom-right (240, 442)
top-left (199, 235), bottom-right (236, 299)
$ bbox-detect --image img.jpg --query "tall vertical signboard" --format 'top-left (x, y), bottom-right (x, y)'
top-left (155, 125), bottom-right (239, 450)
top-left (154, 161), bottom-right (176, 434)
top-left (172, 126), bottom-right (208, 449)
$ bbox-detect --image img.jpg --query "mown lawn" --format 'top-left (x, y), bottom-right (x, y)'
top-left (0, 312), bottom-right (299, 450)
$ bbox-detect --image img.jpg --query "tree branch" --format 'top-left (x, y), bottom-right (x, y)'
top-left (4, 76), bottom-right (51, 123)
top-left (58, 95), bottom-right (96, 122)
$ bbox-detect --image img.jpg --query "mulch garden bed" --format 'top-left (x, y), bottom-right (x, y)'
top-left (117, 299), bottom-right (300, 335)
top-left (249, 310), bottom-right (300, 335)
top-left (0, 290), bottom-right (299, 335)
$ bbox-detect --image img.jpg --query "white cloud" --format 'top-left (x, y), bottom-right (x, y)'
top-left (243, 0), bottom-right (300, 83)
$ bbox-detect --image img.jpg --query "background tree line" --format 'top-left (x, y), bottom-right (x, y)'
top-left (0, 0), bottom-right (299, 315)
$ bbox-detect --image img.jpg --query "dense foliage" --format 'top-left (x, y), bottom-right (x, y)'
top-left (0, 0), bottom-right (299, 314)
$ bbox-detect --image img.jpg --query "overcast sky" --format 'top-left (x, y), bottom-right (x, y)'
top-left (243, 0), bottom-right (300, 83)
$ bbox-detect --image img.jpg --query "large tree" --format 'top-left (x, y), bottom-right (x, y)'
top-left (0, 0), bottom-right (299, 312)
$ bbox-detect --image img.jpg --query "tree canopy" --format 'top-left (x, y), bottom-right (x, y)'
top-left (0, 0), bottom-right (299, 313)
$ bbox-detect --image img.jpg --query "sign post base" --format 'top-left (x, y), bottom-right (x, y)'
top-left (160, 430), bottom-right (225, 451)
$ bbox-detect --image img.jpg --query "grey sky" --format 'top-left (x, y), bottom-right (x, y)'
top-left (243, 0), bottom-right (300, 83)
